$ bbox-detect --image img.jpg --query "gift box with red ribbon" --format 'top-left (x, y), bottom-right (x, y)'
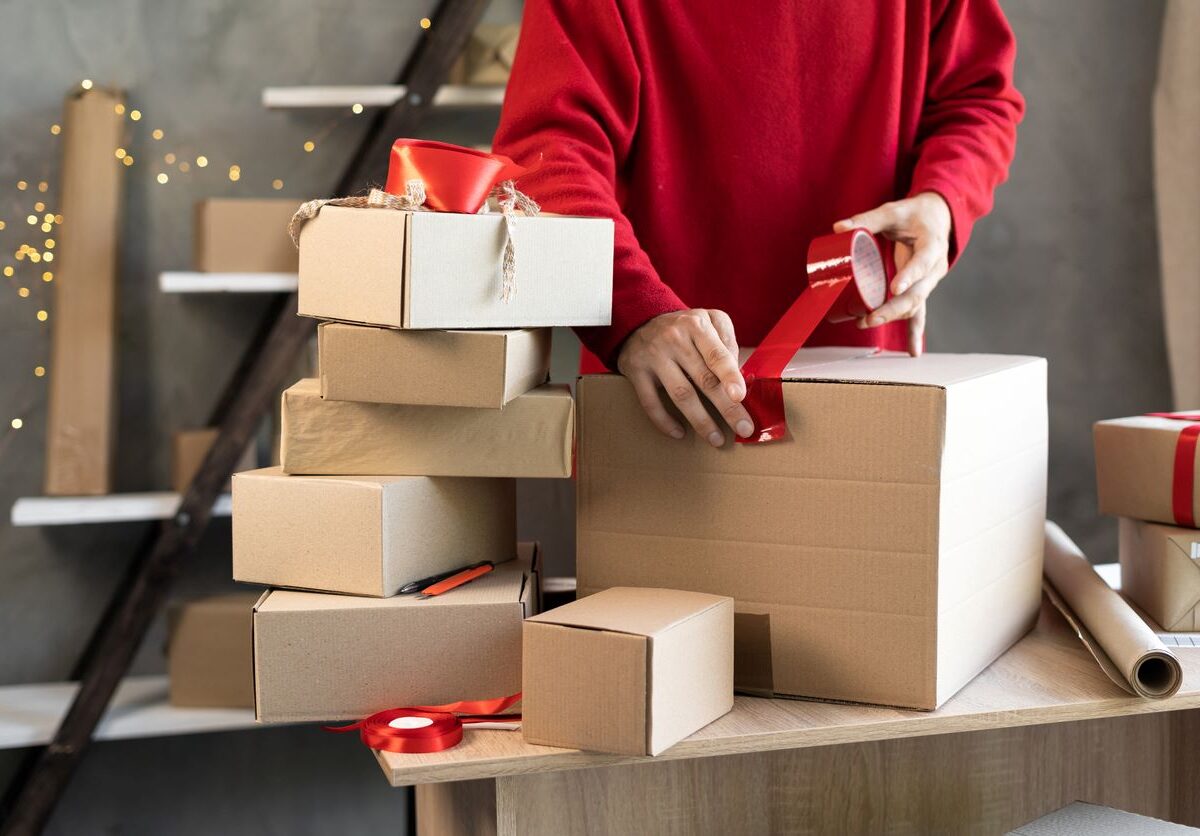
top-left (1095, 412), bottom-right (1200, 528)
top-left (292, 139), bottom-right (613, 330)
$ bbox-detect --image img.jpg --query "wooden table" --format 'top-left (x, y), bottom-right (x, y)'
top-left (377, 601), bottom-right (1200, 835)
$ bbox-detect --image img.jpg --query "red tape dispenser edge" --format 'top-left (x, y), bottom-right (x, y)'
top-left (737, 228), bottom-right (889, 444)
top-left (324, 693), bottom-right (522, 754)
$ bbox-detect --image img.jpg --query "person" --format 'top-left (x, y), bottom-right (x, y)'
top-left (493, 0), bottom-right (1023, 446)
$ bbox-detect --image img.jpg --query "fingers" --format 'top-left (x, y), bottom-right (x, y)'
top-left (706, 309), bottom-right (740, 357)
top-left (833, 201), bottom-right (905, 235)
top-left (859, 277), bottom-right (936, 329)
top-left (694, 313), bottom-right (745, 402)
top-left (908, 303), bottom-right (926, 357)
top-left (677, 335), bottom-right (754, 439)
top-left (629, 371), bottom-right (684, 440)
top-left (891, 236), bottom-right (946, 296)
top-left (656, 361), bottom-right (727, 448)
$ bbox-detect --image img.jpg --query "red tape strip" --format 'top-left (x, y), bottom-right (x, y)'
top-left (738, 229), bottom-right (888, 443)
top-left (1145, 412), bottom-right (1200, 527)
top-left (324, 693), bottom-right (522, 754)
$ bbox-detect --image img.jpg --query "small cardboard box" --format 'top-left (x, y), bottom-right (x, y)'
top-left (232, 466), bottom-right (515, 597)
top-left (522, 587), bottom-right (734, 756)
top-left (1095, 414), bottom-right (1200, 526)
top-left (171, 428), bottom-right (257, 493)
top-left (577, 349), bottom-right (1048, 710)
top-left (318, 323), bottom-right (551, 408)
top-left (167, 592), bottom-right (260, 709)
top-left (1119, 517), bottom-right (1200, 630)
top-left (281, 378), bottom-right (574, 478)
top-left (194, 199), bottom-right (299, 273)
top-left (253, 544), bottom-right (538, 722)
top-left (297, 204), bottom-right (613, 329)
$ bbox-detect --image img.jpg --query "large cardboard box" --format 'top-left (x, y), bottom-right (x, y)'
top-left (194, 198), bottom-right (299, 273)
top-left (297, 205), bottom-right (613, 328)
top-left (1095, 414), bottom-right (1200, 526)
top-left (281, 378), bottom-right (574, 478)
top-left (253, 544), bottom-right (538, 722)
top-left (577, 349), bottom-right (1048, 710)
top-left (232, 466), bottom-right (515, 597)
top-left (522, 587), bottom-right (733, 756)
top-left (1118, 517), bottom-right (1200, 631)
top-left (171, 428), bottom-right (257, 493)
top-left (167, 592), bottom-right (260, 708)
top-left (318, 323), bottom-right (551, 408)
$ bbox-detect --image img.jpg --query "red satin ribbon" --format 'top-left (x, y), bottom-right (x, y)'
top-left (324, 693), bottom-right (521, 754)
top-left (1146, 412), bottom-right (1200, 527)
top-left (385, 139), bottom-right (528, 213)
top-left (737, 228), bottom-right (888, 443)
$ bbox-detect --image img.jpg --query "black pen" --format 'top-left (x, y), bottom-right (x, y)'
top-left (398, 561), bottom-right (489, 595)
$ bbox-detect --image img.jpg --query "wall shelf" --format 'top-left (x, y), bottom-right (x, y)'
top-left (0, 675), bottom-right (262, 750)
top-left (261, 84), bottom-right (504, 110)
top-left (160, 272), bottom-right (298, 293)
top-left (11, 492), bottom-right (233, 527)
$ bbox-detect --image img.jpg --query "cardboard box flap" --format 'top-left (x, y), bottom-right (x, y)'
top-left (238, 465), bottom-right (405, 490)
top-left (527, 587), bottom-right (727, 637)
top-left (257, 544), bottom-right (533, 613)
top-left (776, 349), bottom-right (1043, 387)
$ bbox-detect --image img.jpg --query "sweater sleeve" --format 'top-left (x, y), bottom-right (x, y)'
top-left (492, 0), bottom-right (687, 368)
top-left (908, 0), bottom-right (1025, 261)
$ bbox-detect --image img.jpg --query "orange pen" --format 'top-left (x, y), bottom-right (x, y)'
top-left (417, 561), bottom-right (495, 599)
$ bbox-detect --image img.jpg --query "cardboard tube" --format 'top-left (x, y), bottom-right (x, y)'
top-left (1043, 522), bottom-right (1182, 699)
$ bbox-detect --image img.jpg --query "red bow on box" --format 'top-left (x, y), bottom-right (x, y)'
top-left (738, 228), bottom-right (890, 443)
top-left (384, 139), bottom-right (528, 213)
top-left (1145, 412), bottom-right (1200, 527)
top-left (324, 693), bottom-right (522, 754)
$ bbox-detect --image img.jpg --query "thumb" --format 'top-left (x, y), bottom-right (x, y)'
top-left (833, 202), bottom-right (902, 235)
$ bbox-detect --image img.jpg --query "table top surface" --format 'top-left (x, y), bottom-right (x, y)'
top-left (374, 600), bottom-right (1200, 787)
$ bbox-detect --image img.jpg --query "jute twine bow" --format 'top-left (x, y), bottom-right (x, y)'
top-left (288, 179), bottom-right (540, 303)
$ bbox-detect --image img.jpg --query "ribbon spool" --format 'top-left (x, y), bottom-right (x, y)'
top-left (1145, 412), bottom-right (1200, 527)
top-left (738, 228), bottom-right (888, 443)
top-left (385, 139), bottom-right (529, 214)
top-left (324, 693), bottom-right (522, 754)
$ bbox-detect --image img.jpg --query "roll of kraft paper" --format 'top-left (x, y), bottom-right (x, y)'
top-left (1043, 521), bottom-right (1182, 699)
top-left (738, 228), bottom-right (888, 443)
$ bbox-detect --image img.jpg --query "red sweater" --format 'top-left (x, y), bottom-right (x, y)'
top-left (493, 0), bottom-right (1024, 368)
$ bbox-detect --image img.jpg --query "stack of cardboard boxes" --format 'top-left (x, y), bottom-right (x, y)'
top-left (236, 193), bottom-right (614, 723)
top-left (1096, 413), bottom-right (1200, 630)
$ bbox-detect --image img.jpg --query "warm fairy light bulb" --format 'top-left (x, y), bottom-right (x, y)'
top-left (18, 287), bottom-right (29, 298)
top-left (26, 215), bottom-right (36, 225)
top-left (122, 156), bottom-right (133, 167)
top-left (42, 271), bottom-right (52, 282)
top-left (2, 267), bottom-right (11, 277)
top-left (37, 181), bottom-right (47, 193)
top-left (178, 161), bottom-right (190, 173)
top-left (114, 103), bottom-right (125, 115)
top-left (152, 128), bottom-right (164, 140)
top-left (115, 148), bottom-right (126, 159)
top-left (272, 179), bottom-right (284, 190)
top-left (11, 418), bottom-right (22, 429)
top-left (81, 79), bottom-right (93, 90)
top-left (164, 152), bottom-right (176, 164)
top-left (50, 124), bottom-right (61, 135)
top-left (40, 223), bottom-right (51, 233)
top-left (43, 213), bottom-right (53, 222)
top-left (42, 252), bottom-right (53, 262)
top-left (303, 140), bottom-right (315, 152)
top-left (33, 202), bottom-right (44, 212)
top-left (54, 214), bottom-right (63, 223)
top-left (0, 221), bottom-right (5, 230)
top-left (34, 366), bottom-right (45, 377)
top-left (17, 181), bottom-right (27, 190)
top-left (36, 310), bottom-right (47, 321)
top-left (420, 17), bottom-right (431, 28)
top-left (196, 155), bottom-right (208, 168)
top-left (129, 109), bottom-right (142, 121)
top-left (156, 173), bottom-right (169, 184)
top-left (351, 103), bottom-right (364, 114)
top-left (28, 252), bottom-right (41, 263)
top-left (44, 239), bottom-right (55, 249)
top-left (228, 165), bottom-right (241, 181)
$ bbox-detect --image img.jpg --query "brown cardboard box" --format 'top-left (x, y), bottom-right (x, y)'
top-left (167, 592), bottom-right (260, 708)
top-left (448, 23), bottom-right (519, 85)
top-left (1119, 517), bottom-right (1200, 630)
top-left (297, 204), bottom-right (613, 329)
top-left (44, 88), bottom-right (125, 496)
top-left (232, 466), bottom-right (516, 597)
top-left (194, 199), bottom-right (299, 273)
top-left (1095, 414), bottom-right (1200, 526)
top-left (522, 587), bottom-right (733, 756)
top-left (281, 378), bottom-right (574, 478)
top-left (318, 323), bottom-right (551, 408)
top-left (577, 348), bottom-right (1048, 710)
top-left (253, 544), bottom-right (538, 722)
top-left (171, 428), bottom-right (257, 493)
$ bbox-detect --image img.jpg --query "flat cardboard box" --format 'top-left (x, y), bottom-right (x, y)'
top-left (253, 544), bottom-right (538, 723)
top-left (1095, 414), bottom-right (1200, 526)
top-left (194, 199), bottom-right (299, 273)
top-left (171, 428), bottom-right (257, 493)
top-left (281, 378), bottom-right (574, 478)
top-left (297, 204), bottom-right (613, 328)
top-left (318, 323), bottom-right (551, 408)
top-left (44, 88), bottom-right (125, 495)
top-left (232, 466), bottom-right (516, 597)
top-left (1119, 517), bottom-right (1200, 630)
top-left (576, 348), bottom-right (1048, 710)
top-left (523, 587), bottom-right (733, 756)
top-left (167, 592), bottom-right (260, 709)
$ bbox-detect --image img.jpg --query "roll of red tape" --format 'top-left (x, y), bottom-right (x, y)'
top-left (738, 228), bottom-right (887, 444)
top-left (324, 693), bottom-right (522, 754)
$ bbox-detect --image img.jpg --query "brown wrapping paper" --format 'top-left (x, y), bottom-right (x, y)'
top-left (1119, 517), bottom-right (1200, 631)
top-left (1043, 521), bottom-right (1181, 699)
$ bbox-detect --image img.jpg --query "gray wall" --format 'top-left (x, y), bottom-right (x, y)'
top-left (0, 0), bottom-right (1170, 833)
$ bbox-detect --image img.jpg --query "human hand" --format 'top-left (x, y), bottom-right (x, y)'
top-left (833, 191), bottom-right (952, 356)
top-left (616, 309), bottom-right (754, 446)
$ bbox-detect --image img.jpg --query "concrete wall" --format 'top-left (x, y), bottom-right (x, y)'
top-left (0, 0), bottom-right (1169, 833)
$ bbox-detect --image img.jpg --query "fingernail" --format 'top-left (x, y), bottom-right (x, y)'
top-left (669, 427), bottom-right (685, 439)
top-left (867, 315), bottom-right (884, 327)
top-left (727, 384), bottom-right (744, 401)
top-left (736, 420), bottom-right (753, 438)
top-left (708, 430), bottom-right (725, 447)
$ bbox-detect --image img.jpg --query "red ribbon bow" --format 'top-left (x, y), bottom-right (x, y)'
top-left (738, 228), bottom-right (889, 443)
top-left (1145, 412), bottom-right (1200, 527)
top-left (385, 139), bottom-right (529, 213)
top-left (324, 693), bottom-right (522, 754)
